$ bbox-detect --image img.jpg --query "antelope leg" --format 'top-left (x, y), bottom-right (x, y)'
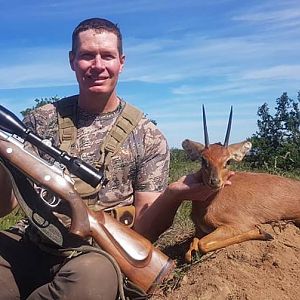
top-left (198, 226), bottom-right (273, 254)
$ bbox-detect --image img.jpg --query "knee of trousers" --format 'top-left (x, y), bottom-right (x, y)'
top-left (56, 252), bottom-right (119, 299)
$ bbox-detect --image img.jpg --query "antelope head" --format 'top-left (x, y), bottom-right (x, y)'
top-left (182, 106), bottom-right (252, 190)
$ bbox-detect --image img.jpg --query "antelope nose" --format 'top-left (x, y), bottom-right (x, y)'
top-left (210, 177), bottom-right (221, 187)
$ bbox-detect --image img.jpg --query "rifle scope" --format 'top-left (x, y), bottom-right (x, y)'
top-left (0, 105), bottom-right (104, 188)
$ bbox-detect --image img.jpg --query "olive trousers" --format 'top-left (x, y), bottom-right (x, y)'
top-left (0, 230), bottom-right (118, 300)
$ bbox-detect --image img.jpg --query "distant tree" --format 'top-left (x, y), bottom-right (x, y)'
top-left (21, 96), bottom-right (60, 117)
top-left (246, 92), bottom-right (300, 173)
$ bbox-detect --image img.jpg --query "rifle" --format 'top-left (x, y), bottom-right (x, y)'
top-left (0, 105), bottom-right (175, 293)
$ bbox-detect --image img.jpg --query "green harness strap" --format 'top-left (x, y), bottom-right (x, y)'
top-left (55, 96), bottom-right (144, 196)
top-left (98, 101), bottom-right (144, 176)
top-left (56, 95), bottom-right (78, 153)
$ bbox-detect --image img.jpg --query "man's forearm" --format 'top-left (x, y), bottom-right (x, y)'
top-left (133, 188), bottom-right (183, 242)
top-left (133, 172), bottom-right (217, 242)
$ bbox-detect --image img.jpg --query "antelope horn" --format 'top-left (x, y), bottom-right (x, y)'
top-left (202, 105), bottom-right (209, 148)
top-left (224, 106), bottom-right (233, 147)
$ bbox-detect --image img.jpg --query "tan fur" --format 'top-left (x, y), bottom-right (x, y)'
top-left (182, 139), bottom-right (300, 262)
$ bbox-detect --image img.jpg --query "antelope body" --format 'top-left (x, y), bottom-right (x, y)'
top-left (183, 107), bottom-right (300, 262)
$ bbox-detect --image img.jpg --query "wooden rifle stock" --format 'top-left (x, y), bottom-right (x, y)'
top-left (87, 209), bottom-right (175, 293)
top-left (0, 134), bottom-right (175, 293)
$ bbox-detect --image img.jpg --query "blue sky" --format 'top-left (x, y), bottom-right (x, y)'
top-left (1, 0), bottom-right (299, 148)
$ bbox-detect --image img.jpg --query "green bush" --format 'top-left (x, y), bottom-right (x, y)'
top-left (246, 91), bottom-right (300, 175)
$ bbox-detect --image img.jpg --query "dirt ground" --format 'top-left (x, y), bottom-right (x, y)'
top-left (151, 222), bottom-right (300, 300)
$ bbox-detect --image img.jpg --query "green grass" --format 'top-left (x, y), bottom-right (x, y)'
top-left (0, 209), bottom-right (24, 231)
top-left (168, 148), bottom-right (199, 182)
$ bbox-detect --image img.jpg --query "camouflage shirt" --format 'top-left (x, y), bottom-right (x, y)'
top-left (23, 96), bottom-right (170, 210)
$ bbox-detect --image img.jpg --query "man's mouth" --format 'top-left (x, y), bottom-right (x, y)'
top-left (87, 74), bottom-right (109, 81)
top-left (93, 77), bottom-right (107, 81)
top-left (87, 77), bottom-right (109, 86)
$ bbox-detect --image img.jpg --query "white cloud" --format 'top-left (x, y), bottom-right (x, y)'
top-left (241, 65), bottom-right (300, 80)
top-left (233, 7), bottom-right (300, 23)
top-left (0, 63), bottom-right (75, 89)
top-left (0, 46), bottom-right (76, 89)
top-left (0, 0), bottom-right (207, 19)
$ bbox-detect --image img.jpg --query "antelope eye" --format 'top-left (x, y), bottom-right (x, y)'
top-left (224, 160), bottom-right (231, 167)
top-left (201, 158), bottom-right (209, 168)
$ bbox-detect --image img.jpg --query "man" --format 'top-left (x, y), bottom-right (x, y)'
top-left (0, 18), bottom-right (227, 299)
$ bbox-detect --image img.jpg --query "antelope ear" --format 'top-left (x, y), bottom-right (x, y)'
top-left (228, 141), bottom-right (252, 161)
top-left (182, 139), bottom-right (205, 161)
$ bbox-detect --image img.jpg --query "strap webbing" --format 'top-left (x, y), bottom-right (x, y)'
top-left (98, 102), bottom-right (144, 173)
top-left (56, 96), bottom-right (78, 152)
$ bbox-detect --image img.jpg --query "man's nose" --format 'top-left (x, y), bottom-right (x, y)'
top-left (92, 55), bottom-right (104, 69)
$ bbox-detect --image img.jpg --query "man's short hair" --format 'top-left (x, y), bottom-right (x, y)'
top-left (72, 18), bottom-right (123, 55)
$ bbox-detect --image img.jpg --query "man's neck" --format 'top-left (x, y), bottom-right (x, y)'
top-left (78, 91), bottom-right (120, 114)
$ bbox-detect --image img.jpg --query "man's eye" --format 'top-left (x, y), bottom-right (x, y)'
top-left (102, 54), bottom-right (114, 60)
top-left (80, 53), bottom-right (94, 60)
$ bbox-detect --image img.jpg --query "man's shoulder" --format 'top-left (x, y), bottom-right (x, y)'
top-left (27, 96), bottom-right (77, 118)
top-left (53, 95), bottom-right (78, 107)
top-left (22, 98), bottom-right (64, 133)
top-left (135, 114), bottom-right (165, 137)
top-left (118, 99), bottom-right (168, 148)
top-left (133, 116), bottom-right (169, 153)
top-left (29, 95), bottom-right (78, 121)
top-left (24, 102), bottom-right (57, 123)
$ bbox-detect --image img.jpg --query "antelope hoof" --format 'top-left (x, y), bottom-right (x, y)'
top-left (258, 228), bottom-right (274, 241)
top-left (264, 232), bottom-right (274, 241)
top-left (185, 249), bottom-right (193, 263)
top-left (185, 248), bottom-right (203, 263)
top-left (185, 237), bottom-right (201, 263)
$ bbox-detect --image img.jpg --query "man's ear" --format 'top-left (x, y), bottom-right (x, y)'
top-left (182, 139), bottom-right (205, 161)
top-left (69, 51), bottom-right (75, 71)
top-left (228, 141), bottom-right (252, 161)
top-left (119, 54), bottom-right (125, 74)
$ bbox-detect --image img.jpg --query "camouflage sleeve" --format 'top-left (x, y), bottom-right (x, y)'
top-left (22, 104), bottom-right (58, 139)
top-left (22, 111), bottom-right (36, 132)
top-left (135, 120), bottom-right (170, 192)
top-left (21, 104), bottom-right (59, 158)
top-left (22, 111), bottom-right (39, 154)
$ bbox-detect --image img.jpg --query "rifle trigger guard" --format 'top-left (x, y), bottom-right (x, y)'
top-left (35, 185), bottom-right (61, 208)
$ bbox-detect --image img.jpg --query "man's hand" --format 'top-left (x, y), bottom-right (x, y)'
top-left (168, 170), bottom-right (235, 203)
top-left (224, 170), bottom-right (235, 186)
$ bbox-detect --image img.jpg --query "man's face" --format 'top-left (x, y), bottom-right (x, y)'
top-left (69, 29), bottom-right (125, 96)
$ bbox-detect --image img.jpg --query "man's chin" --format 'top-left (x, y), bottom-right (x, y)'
top-left (88, 86), bottom-right (109, 94)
